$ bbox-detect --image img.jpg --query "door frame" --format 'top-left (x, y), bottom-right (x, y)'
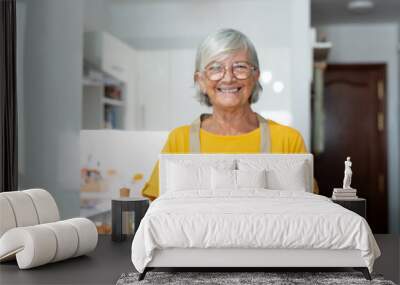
top-left (313, 63), bottom-right (388, 232)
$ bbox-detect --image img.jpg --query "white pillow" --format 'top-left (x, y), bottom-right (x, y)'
top-left (236, 169), bottom-right (267, 189)
top-left (166, 160), bottom-right (235, 191)
top-left (211, 169), bottom-right (267, 190)
top-left (211, 168), bottom-right (236, 190)
top-left (266, 163), bottom-right (307, 191)
top-left (167, 163), bottom-right (209, 191)
top-left (238, 159), bottom-right (308, 191)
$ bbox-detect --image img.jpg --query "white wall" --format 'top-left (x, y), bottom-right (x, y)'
top-left (291, 1), bottom-right (311, 147)
top-left (318, 23), bottom-right (400, 233)
top-left (83, 0), bottom-right (110, 32)
top-left (109, 0), bottom-right (312, 148)
top-left (17, 0), bottom-right (83, 219)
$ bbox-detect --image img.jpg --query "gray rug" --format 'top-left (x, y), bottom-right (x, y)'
top-left (116, 271), bottom-right (396, 285)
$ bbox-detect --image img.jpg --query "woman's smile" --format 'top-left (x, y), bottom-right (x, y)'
top-left (216, 86), bottom-right (243, 93)
top-left (215, 85), bottom-right (244, 105)
top-left (216, 85), bottom-right (243, 98)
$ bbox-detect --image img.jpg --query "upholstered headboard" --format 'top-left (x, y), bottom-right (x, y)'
top-left (159, 154), bottom-right (313, 194)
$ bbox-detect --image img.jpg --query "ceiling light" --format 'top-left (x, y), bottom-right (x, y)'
top-left (347, 0), bottom-right (375, 13)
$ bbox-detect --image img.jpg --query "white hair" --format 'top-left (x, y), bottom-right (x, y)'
top-left (194, 28), bottom-right (263, 107)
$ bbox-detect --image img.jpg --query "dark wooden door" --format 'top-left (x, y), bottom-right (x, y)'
top-left (313, 64), bottom-right (387, 233)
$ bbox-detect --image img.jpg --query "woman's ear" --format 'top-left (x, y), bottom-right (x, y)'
top-left (194, 72), bottom-right (207, 94)
top-left (254, 69), bottom-right (260, 81)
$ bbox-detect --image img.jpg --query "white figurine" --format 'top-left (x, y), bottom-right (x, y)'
top-left (342, 157), bottom-right (353, 189)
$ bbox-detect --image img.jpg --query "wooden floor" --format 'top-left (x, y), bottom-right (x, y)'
top-left (0, 235), bottom-right (398, 285)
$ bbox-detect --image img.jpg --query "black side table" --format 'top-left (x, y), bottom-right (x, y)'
top-left (112, 197), bottom-right (149, 242)
top-left (331, 198), bottom-right (366, 219)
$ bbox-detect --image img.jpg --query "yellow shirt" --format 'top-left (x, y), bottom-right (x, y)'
top-left (142, 120), bottom-right (309, 200)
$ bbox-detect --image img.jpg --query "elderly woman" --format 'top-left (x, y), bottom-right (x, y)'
top-left (142, 28), bottom-right (315, 200)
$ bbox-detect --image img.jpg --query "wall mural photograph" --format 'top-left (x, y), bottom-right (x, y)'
top-left (1, 0), bottom-right (399, 284)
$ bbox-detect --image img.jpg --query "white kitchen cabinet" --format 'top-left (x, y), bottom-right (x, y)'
top-left (135, 49), bottom-right (210, 131)
top-left (82, 32), bottom-right (137, 130)
top-left (169, 49), bottom-right (210, 127)
top-left (123, 48), bottom-right (138, 130)
top-left (84, 32), bottom-right (132, 83)
top-left (137, 50), bottom-right (170, 130)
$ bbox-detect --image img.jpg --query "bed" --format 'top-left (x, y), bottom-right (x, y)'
top-left (131, 154), bottom-right (380, 281)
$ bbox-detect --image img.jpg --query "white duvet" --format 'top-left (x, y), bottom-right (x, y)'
top-left (131, 190), bottom-right (380, 273)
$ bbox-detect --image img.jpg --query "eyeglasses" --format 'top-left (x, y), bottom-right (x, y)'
top-left (204, 61), bottom-right (257, 81)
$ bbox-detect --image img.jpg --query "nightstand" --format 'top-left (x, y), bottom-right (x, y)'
top-left (331, 198), bottom-right (366, 219)
top-left (111, 197), bottom-right (149, 242)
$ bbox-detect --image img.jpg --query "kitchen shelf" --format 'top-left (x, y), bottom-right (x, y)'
top-left (102, 97), bottom-right (124, 106)
top-left (82, 62), bottom-right (126, 130)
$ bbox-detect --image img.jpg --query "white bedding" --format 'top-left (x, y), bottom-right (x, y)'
top-left (131, 190), bottom-right (380, 273)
